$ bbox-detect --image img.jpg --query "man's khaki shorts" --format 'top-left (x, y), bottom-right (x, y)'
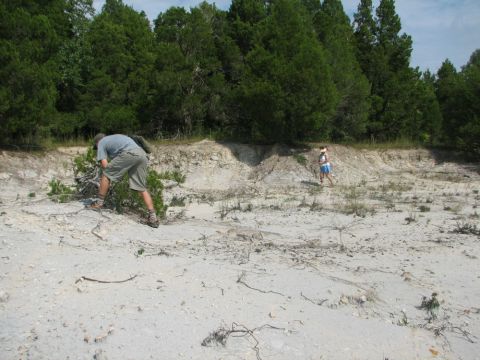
top-left (103, 148), bottom-right (148, 192)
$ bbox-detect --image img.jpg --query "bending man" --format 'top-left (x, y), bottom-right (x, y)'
top-left (91, 133), bottom-right (159, 228)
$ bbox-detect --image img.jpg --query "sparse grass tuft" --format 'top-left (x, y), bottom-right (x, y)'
top-left (340, 185), bottom-right (374, 217)
top-left (452, 221), bottom-right (480, 236)
top-left (418, 205), bottom-right (430, 212)
top-left (170, 196), bottom-right (186, 207)
top-left (293, 153), bottom-right (307, 166)
top-left (405, 213), bottom-right (417, 224)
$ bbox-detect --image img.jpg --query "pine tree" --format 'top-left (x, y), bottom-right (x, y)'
top-left (353, 0), bottom-right (375, 80)
top-left (435, 59), bottom-right (464, 145)
top-left (0, 1), bottom-right (67, 144)
top-left (152, 2), bottom-right (231, 136)
top-left (458, 50), bottom-right (480, 155)
top-left (235, 0), bottom-right (337, 142)
top-left (315, 0), bottom-right (370, 141)
top-left (354, 0), bottom-right (415, 141)
top-left (81, 0), bottom-right (155, 134)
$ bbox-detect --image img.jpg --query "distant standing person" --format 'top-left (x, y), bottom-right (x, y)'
top-left (318, 146), bottom-right (334, 186)
top-left (91, 133), bottom-right (159, 228)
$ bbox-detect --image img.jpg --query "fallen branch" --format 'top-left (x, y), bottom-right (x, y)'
top-left (201, 322), bottom-right (285, 360)
top-left (91, 222), bottom-right (105, 240)
top-left (236, 271), bottom-right (284, 297)
top-left (300, 292), bottom-right (327, 306)
top-left (75, 274), bottom-right (138, 284)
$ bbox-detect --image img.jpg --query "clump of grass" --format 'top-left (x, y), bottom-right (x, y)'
top-left (340, 185), bottom-right (374, 217)
top-left (418, 205), bottom-right (430, 212)
top-left (405, 213), bottom-right (417, 224)
top-left (170, 196), bottom-right (186, 207)
top-left (379, 181), bottom-right (413, 193)
top-left (452, 221), bottom-right (480, 236)
top-left (160, 170), bottom-right (186, 184)
top-left (48, 179), bottom-right (75, 203)
top-left (293, 153), bottom-right (307, 166)
top-left (219, 201), bottom-right (241, 219)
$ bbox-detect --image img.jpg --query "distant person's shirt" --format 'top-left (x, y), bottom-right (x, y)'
top-left (319, 153), bottom-right (330, 166)
top-left (96, 134), bottom-right (141, 161)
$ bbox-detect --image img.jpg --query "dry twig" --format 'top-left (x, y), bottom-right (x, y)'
top-left (75, 274), bottom-right (138, 284)
top-left (236, 271), bottom-right (285, 297)
top-left (201, 322), bottom-right (285, 360)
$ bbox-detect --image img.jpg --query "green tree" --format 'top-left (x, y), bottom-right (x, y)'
top-left (0, 1), bottom-right (66, 144)
top-left (435, 59), bottom-right (464, 145)
top-left (81, 0), bottom-right (155, 134)
top-left (354, 0), bottom-right (415, 141)
top-left (315, 0), bottom-right (370, 141)
top-left (152, 2), bottom-right (230, 136)
top-left (458, 50), bottom-right (480, 155)
top-left (53, 0), bottom-right (95, 138)
top-left (227, 0), bottom-right (268, 56)
top-left (353, 0), bottom-right (376, 80)
top-left (235, 0), bottom-right (337, 142)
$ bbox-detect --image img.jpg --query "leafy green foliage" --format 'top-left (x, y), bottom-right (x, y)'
top-left (48, 179), bottom-right (75, 203)
top-left (0, 0), bottom-right (477, 156)
top-left (71, 148), bottom-right (180, 218)
top-left (419, 292), bottom-right (440, 320)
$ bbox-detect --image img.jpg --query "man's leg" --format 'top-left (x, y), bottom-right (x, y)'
top-left (140, 190), bottom-right (154, 211)
top-left (140, 190), bottom-right (159, 228)
top-left (91, 175), bottom-right (110, 208)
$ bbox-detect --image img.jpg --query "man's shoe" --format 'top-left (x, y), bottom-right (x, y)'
top-left (89, 202), bottom-right (103, 210)
top-left (146, 218), bottom-right (159, 228)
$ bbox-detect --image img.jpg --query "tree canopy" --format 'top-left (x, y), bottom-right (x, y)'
top-left (0, 0), bottom-right (478, 155)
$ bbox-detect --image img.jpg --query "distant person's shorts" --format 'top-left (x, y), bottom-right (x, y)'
top-left (320, 164), bottom-right (331, 174)
top-left (103, 148), bottom-right (148, 192)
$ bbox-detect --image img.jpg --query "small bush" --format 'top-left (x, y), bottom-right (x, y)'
top-left (452, 221), bottom-right (480, 236)
top-left (56, 149), bottom-right (183, 219)
top-left (419, 292), bottom-right (440, 320)
top-left (418, 205), bottom-right (430, 212)
top-left (160, 170), bottom-right (186, 184)
top-left (170, 196), bottom-right (186, 207)
top-left (48, 179), bottom-right (75, 203)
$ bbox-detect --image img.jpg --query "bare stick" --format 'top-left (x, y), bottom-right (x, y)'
top-left (300, 292), bottom-right (327, 306)
top-left (236, 271), bottom-right (284, 297)
top-left (75, 274), bottom-right (138, 284)
top-left (91, 222), bottom-right (104, 240)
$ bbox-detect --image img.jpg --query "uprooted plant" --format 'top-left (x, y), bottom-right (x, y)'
top-left (418, 292), bottom-right (440, 321)
top-left (48, 148), bottom-right (185, 219)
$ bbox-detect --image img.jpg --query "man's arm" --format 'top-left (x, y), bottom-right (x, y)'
top-left (100, 159), bottom-right (108, 169)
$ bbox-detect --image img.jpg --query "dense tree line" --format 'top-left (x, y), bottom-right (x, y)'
top-left (0, 0), bottom-right (478, 154)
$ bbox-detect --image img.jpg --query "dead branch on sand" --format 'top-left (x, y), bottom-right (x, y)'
top-left (300, 292), bottom-right (327, 306)
top-left (201, 322), bottom-right (285, 360)
top-left (237, 271), bottom-right (285, 297)
top-left (75, 274), bottom-right (138, 284)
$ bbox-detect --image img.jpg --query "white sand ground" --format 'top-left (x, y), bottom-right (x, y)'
top-left (0, 141), bottom-right (479, 360)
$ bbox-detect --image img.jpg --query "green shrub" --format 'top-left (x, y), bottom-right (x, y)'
top-left (59, 150), bottom-right (182, 219)
top-left (159, 170), bottom-right (186, 184)
top-left (48, 179), bottom-right (75, 203)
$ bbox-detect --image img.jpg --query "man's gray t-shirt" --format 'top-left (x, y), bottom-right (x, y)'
top-left (96, 134), bottom-right (141, 161)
